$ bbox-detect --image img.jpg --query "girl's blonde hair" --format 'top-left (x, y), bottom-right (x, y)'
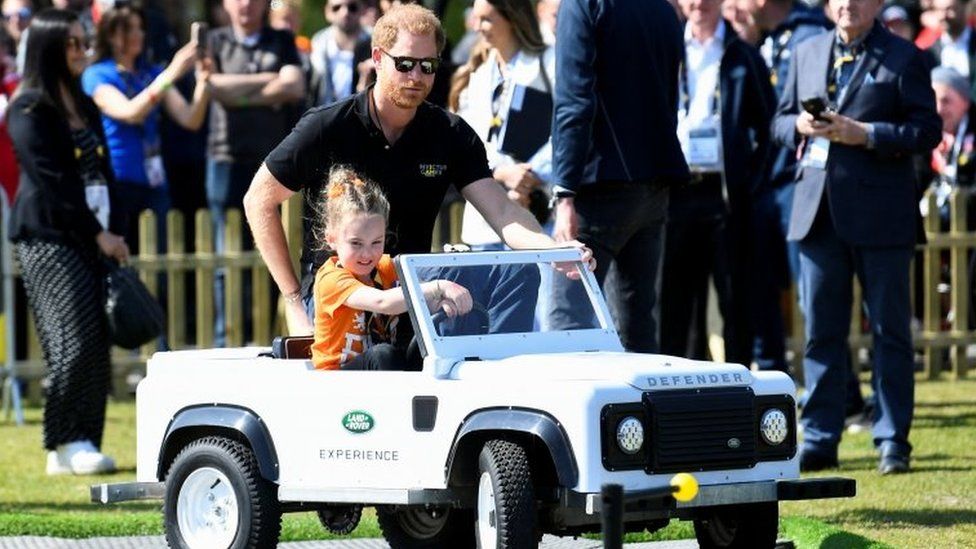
top-left (314, 166), bottom-right (390, 251)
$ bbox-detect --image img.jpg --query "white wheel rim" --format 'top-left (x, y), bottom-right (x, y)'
top-left (176, 466), bottom-right (239, 549)
top-left (477, 471), bottom-right (498, 549)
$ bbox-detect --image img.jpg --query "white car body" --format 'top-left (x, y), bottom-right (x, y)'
top-left (95, 249), bottom-right (853, 548)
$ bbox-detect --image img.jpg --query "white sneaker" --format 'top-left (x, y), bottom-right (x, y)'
top-left (46, 440), bottom-right (117, 475)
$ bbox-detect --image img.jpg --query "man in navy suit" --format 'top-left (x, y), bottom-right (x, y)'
top-left (772, 0), bottom-right (940, 474)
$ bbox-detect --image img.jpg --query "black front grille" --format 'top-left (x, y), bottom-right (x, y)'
top-left (644, 388), bottom-right (756, 473)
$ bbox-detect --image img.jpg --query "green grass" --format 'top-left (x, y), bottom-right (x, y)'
top-left (1, 380), bottom-right (973, 547)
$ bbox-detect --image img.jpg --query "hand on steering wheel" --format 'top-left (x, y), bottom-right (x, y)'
top-left (431, 300), bottom-right (490, 336)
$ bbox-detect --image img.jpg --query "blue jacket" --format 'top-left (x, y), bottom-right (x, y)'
top-left (765, 3), bottom-right (832, 190)
top-left (553, 0), bottom-right (689, 191)
top-left (772, 23), bottom-right (941, 246)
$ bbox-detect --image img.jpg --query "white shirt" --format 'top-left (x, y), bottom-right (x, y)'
top-left (940, 27), bottom-right (972, 78)
top-left (326, 35), bottom-right (355, 102)
top-left (682, 20), bottom-right (725, 127)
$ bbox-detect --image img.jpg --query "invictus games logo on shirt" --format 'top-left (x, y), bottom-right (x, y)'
top-left (419, 164), bottom-right (446, 178)
top-left (342, 411), bottom-right (375, 434)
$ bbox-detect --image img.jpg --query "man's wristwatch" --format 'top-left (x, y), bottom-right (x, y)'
top-left (549, 189), bottom-right (576, 210)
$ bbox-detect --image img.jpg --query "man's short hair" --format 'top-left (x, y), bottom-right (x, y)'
top-left (372, 3), bottom-right (446, 55)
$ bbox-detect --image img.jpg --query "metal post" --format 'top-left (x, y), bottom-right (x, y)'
top-left (0, 188), bottom-right (24, 425)
top-left (601, 483), bottom-right (624, 549)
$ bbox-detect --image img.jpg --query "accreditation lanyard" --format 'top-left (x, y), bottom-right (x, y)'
top-left (73, 127), bottom-right (111, 230)
top-left (677, 46), bottom-right (724, 174)
top-left (763, 28), bottom-right (793, 89)
top-left (118, 66), bottom-right (166, 188)
top-left (827, 39), bottom-right (863, 105)
top-left (487, 51), bottom-right (520, 144)
top-left (802, 39), bottom-right (863, 170)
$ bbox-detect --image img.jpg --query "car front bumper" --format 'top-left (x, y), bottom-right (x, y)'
top-left (577, 477), bottom-right (856, 514)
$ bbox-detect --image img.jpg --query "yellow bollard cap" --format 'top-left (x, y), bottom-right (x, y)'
top-left (670, 472), bottom-right (698, 502)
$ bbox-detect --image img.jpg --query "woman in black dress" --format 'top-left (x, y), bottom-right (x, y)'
top-left (7, 8), bottom-right (129, 475)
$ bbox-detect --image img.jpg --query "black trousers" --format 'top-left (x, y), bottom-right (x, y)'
top-left (547, 182), bottom-right (670, 353)
top-left (661, 177), bottom-right (753, 365)
top-left (341, 343), bottom-right (421, 371)
top-left (16, 239), bottom-right (111, 450)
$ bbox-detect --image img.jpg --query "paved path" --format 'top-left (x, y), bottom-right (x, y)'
top-left (0, 536), bottom-right (698, 548)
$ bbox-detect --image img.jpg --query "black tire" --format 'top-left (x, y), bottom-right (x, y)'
top-left (693, 502), bottom-right (778, 549)
top-left (164, 436), bottom-right (281, 549)
top-left (377, 505), bottom-right (475, 548)
top-left (317, 504), bottom-right (362, 535)
top-left (475, 439), bottom-right (537, 548)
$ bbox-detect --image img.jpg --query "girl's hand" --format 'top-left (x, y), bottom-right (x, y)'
top-left (433, 280), bottom-right (472, 317)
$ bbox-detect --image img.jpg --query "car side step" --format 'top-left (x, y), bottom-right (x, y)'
top-left (91, 482), bottom-right (165, 504)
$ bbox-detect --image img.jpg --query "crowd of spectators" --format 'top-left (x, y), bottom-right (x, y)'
top-left (3, 0), bottom-right (976, 475)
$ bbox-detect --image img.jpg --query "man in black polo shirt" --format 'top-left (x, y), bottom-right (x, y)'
top-left (244, 3), bottom-right (590, 335)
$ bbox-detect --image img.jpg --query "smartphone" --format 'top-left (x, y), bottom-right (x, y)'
top-left (191, 22), bottom-right (209, 59)
top-left (801, 96), bottom-right (829, 122)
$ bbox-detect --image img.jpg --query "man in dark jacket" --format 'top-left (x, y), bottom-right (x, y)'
top-left (660, 0), bottom-right (776, 365)
top-left (548, 0), bottom-right (689, 353)
top-left (750, 0), bottom-right (830, 374)
top-left (772, 0), bottom-right (940, 473)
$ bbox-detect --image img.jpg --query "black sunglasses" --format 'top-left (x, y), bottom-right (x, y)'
top-left (380, 49), bottom-right (439, 75)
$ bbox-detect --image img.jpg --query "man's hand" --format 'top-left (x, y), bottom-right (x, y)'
top-left (795, 111), bottom-right (831, 138)
top-left (434, 280), bottom-right (473, 317)
top-left (494, 164), bottom-right (542, 196)
top-left (552, 196), bottom-right (578, 242)
top-left (285, 299), bottom-right (313, 335)
top-left (551, 198), bottom-right (596, 278)
top-left (507, 188), bottom-right (531, 208)
top-left (820, 112), bottom-right (870, 146)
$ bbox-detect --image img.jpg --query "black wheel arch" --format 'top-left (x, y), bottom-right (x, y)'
top-left (158, 404), bottom-right (279, 482)
top-left (445, 408), bottom-right (578, 490)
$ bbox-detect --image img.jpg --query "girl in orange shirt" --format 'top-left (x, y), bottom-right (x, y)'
top-left (311, 166), bottom-right (472, 370)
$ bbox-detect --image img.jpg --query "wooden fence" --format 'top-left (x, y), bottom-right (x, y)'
top-left (2, 196), bottom-right (464, 404)
top-left (1, 187), bottom-right (973, 408)
top-left (786, 187), bottom-right (975, 381)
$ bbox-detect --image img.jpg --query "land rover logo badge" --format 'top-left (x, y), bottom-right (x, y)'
top-left (727, 437), bottom-right (741, 449)
top-left (343, 411), bottom-right (374, 434)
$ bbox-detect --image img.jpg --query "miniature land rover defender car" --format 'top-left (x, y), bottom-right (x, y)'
top-left (92, 249), bottom-right (854, 548)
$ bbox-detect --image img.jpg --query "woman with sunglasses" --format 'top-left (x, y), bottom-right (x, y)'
top-left (82, 5), bottom-right (210, 252)
top-left (7, 8), bottom-right (129, 475)
top-left (448, 0), bottom-right (554, 251)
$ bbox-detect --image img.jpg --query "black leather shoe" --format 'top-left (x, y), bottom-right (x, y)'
top-left (799, 449), bottom-right (838, 472)
top-left (879, 453), bottom-right (910, 475)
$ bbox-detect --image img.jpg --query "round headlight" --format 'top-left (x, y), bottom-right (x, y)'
top-left (760, 408), bottom-right (789, 446)
top-left (616, 416), bottom-right (644, 455)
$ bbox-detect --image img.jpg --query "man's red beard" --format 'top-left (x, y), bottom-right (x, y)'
top-left (380, 75), bottom-right (432, 109)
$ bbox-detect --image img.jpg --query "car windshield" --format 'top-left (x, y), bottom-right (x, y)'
top-left (414, 262), bottom-right (600, 337)
top-left (396, 250), bottom-right (623, 360)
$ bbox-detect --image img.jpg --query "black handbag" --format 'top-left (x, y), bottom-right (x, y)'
top-left (104, 260), bottom-right (164, 349)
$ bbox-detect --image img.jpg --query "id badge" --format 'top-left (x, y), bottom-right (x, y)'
top-left (801, 137), bottom-right (830, 169)
top-left (144, 154), bottom-right (166, 188)
top-left (688, 127), bottom-right (721, 167)
top-left (84, 181), bottom-right (111, 230)
top-left (678, 114), bottom-right (724, 173)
